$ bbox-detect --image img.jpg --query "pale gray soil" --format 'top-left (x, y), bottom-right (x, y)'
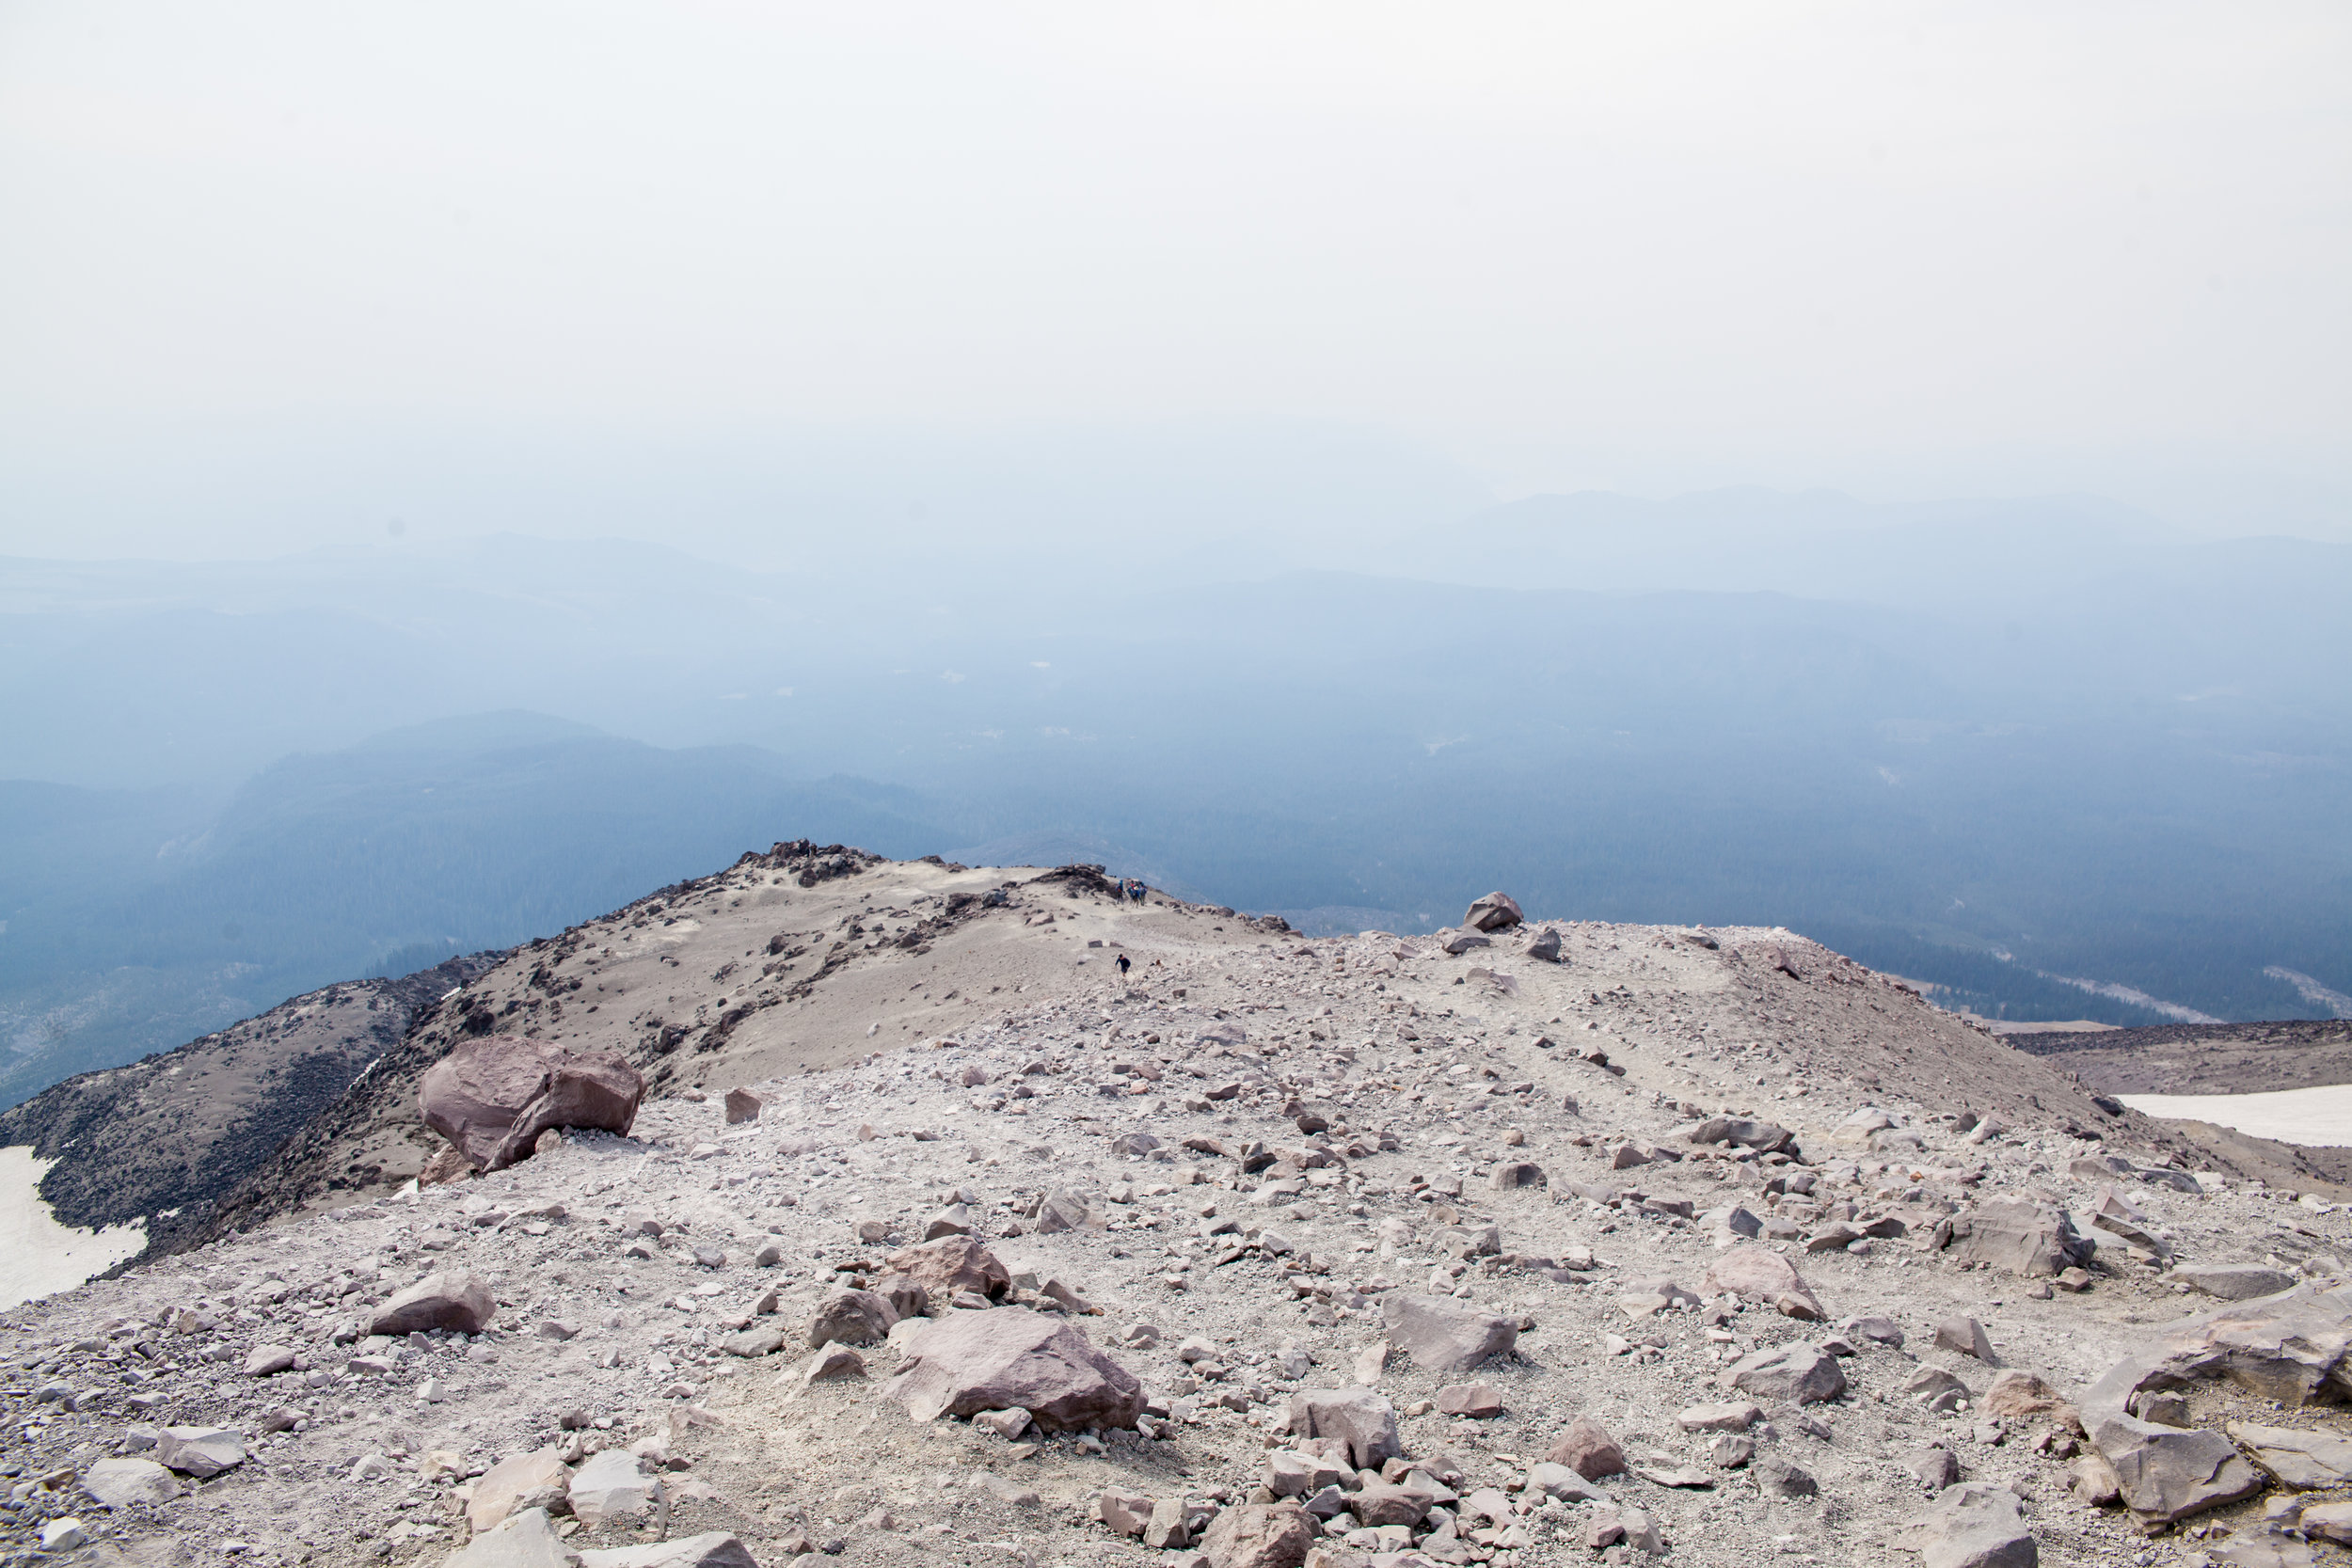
top-left (1, 853), bottom-right (2347, 1568)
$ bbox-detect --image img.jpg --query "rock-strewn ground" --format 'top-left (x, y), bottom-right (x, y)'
top-left (4, 852), bottom-right (2348, 1568)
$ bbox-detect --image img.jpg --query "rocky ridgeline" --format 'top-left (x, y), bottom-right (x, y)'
top-left (2, 885), bottom-right (2348, 1568)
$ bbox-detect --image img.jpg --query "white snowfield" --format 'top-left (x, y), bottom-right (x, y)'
top-left (2120, 1083), bottom-right (2352, 1148)
top-left (0, 1146), bottom-right (147, 1307)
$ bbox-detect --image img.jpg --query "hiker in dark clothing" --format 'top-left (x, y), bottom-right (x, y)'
top-left (1116, 953), bottom-right (1132, 978)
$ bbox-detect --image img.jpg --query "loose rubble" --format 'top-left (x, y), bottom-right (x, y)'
top-left (1, 853), bottom-right (2346, 1568)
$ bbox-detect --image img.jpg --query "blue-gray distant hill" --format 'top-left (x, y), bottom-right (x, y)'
top-left (0, 714), bottom-right (949, 1107)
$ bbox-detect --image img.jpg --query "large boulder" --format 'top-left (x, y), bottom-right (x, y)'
top-left (1462, 893), bottom-right (1525, 931)
top-left (1953, 1197), bottom-right (2097, 1277)
top-left (1703, 1245), bottom-right (1824, 1321)
top-left (877, 1236), bottom-right (1011, 1302)
top-left (887, 1307), bottom-right (1143, 1431)
top-left (1889, 1481), bottom-right (2038, 1567)
top-left (373, 1271), bottom-right (498, 1337)
top-left (1285, 1388), bottom-right (1402, 1469)
top-left (421, 1035), bottom-right (644, 1172)
top-left (1721, 1342), bottom-right (1845, 1405)
top-left (1200, 1502), bottom-right (1315, 1568)
top-left (1382, 1293), bottom-right (1518, 1372)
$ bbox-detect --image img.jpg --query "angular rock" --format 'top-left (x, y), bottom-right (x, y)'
top-left (243, 1344), bottom-right (296, 1377)
top-left (1462, 893), bottom-right (1524, 931)
top-left (2170, 1263), bottom-right (2299, 1302)
top-left (1144, 1498), bottom-right (1192, 1549)
top-left (1201, 1502), bottom-right (1315, 1568)
top-left (2091, 1418), bottom-right (2263, 1523)
top-left (154, 1426), bottom-right (245, 1479)
top-left (972, 1406), bottom-right (1029, 1439)
top-left (2080, 1281), bottom-right (2352, 1520)
top-left (81, 1457), bottom-right (177, 1509)
top-left (1844, 1315), bottom-right (1906, 1348)
top-left (1936, 1317), bottom-right (1997, 1363)
top-left (800, 1345), bottom-right (866, 1386)
top-left (1687, 1117), bottom-right (1795, 1154)
top-left (578, 1534), bottom-right (757, 1568)
top-left (807, 1289), bottom-right (897, 1350)
top-left (1435, 1382), bottom-right (1502, 1418)
top-left (1677, 1401), bottom-right (1763, 1433)
top-left (720, 1324), bottom-right (787, 1358)
top-left (1346, 1481), bottom-right (1427, 1528)
top-left (723, 1089), bottom-right (762, 1124)
top-left (469, 1449), bottom-right (572, 1532)
top-left (1703, 1245), bottom-right (1824, 1321)
top-left (1954, 1196), bottom-right (2096, 1277)
top-left (420, 1034), bottom-right (644, 1171)
top-left (1755, 1454), bottom-right (1818, 1498)
top-left (1381, 1293), bottom-right (1517, 1372)
top-left (569, 1449), bottom-right (660, 1527)
top-left (2305, 1503), bottom-right (2352, 1546)
top-left (1527, 927), bottom-right (1563, 963)
top-left (1488, 1162), bottom-right (1546, 1191)
top-left (1722, 1342), bottom-right (1845, 1405)
top-left (1545, 1416), bottom-right (1628, 1481)
top-left (880, 1235), bottom-right (1011, 1300)
top-left (373, 1271), bottom-right (497, 1337)
top-left (887, 1306), bottom-right (1143, 1431)
top-left (1982, 1370), bottom-right (2069, 1422)
top-left (2227, 1421), bottom-right (2352, 1489)
top-left (1890, 1481), bottom-right (2038, 1568)
top-left (923, 1204), bottom-right (976, 1241)
top-left (1286, 1388), bottom-right (1403, 1469)
top-left (444, 1508), bottom-right (577, 1568)
top-left (1098, 1489), bottom-right (1152, 1536)
top-left (1909, 1447), bottom-right (1962, 1491)
top-left (1438, 929), bottom-right (1492, 957)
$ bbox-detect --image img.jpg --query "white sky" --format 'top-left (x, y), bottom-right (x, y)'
top-left (3, 1), bottom-right (2347, 556)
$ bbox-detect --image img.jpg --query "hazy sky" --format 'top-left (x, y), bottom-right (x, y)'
top-left (4, 1), bottom-right (2346, 559)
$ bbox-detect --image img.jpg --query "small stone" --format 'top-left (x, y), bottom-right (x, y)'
top-left (973, 1407), bottom-right (1031, 1439)
top-left (40, 1520), bottom-right (90, 1553)
top-left (1098, 1489), bottom-right (1153, 1535)
top-left (724, 1088), bottom-right (763, 1124)
top-left (1434, 1382), bottom-right (1502, 1418)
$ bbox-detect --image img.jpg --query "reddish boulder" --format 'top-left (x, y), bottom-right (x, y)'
top-left (878, 1236), bottom-right (1012, 1303)
top-left (887, 1307), bottom-right (1143, 1431)
top-left (1546, 1416), bottom-right (1627, 1481)
top-left (420, 1034), bottom-right (644, 1172)
top-left (1200, 1502), bottom-right (1315, 1568)
top-left (1462, 893), bottom-right (1525, 932)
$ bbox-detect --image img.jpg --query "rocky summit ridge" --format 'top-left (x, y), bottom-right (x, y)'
top-left (1, 845), bottom-right (2348, 1568)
